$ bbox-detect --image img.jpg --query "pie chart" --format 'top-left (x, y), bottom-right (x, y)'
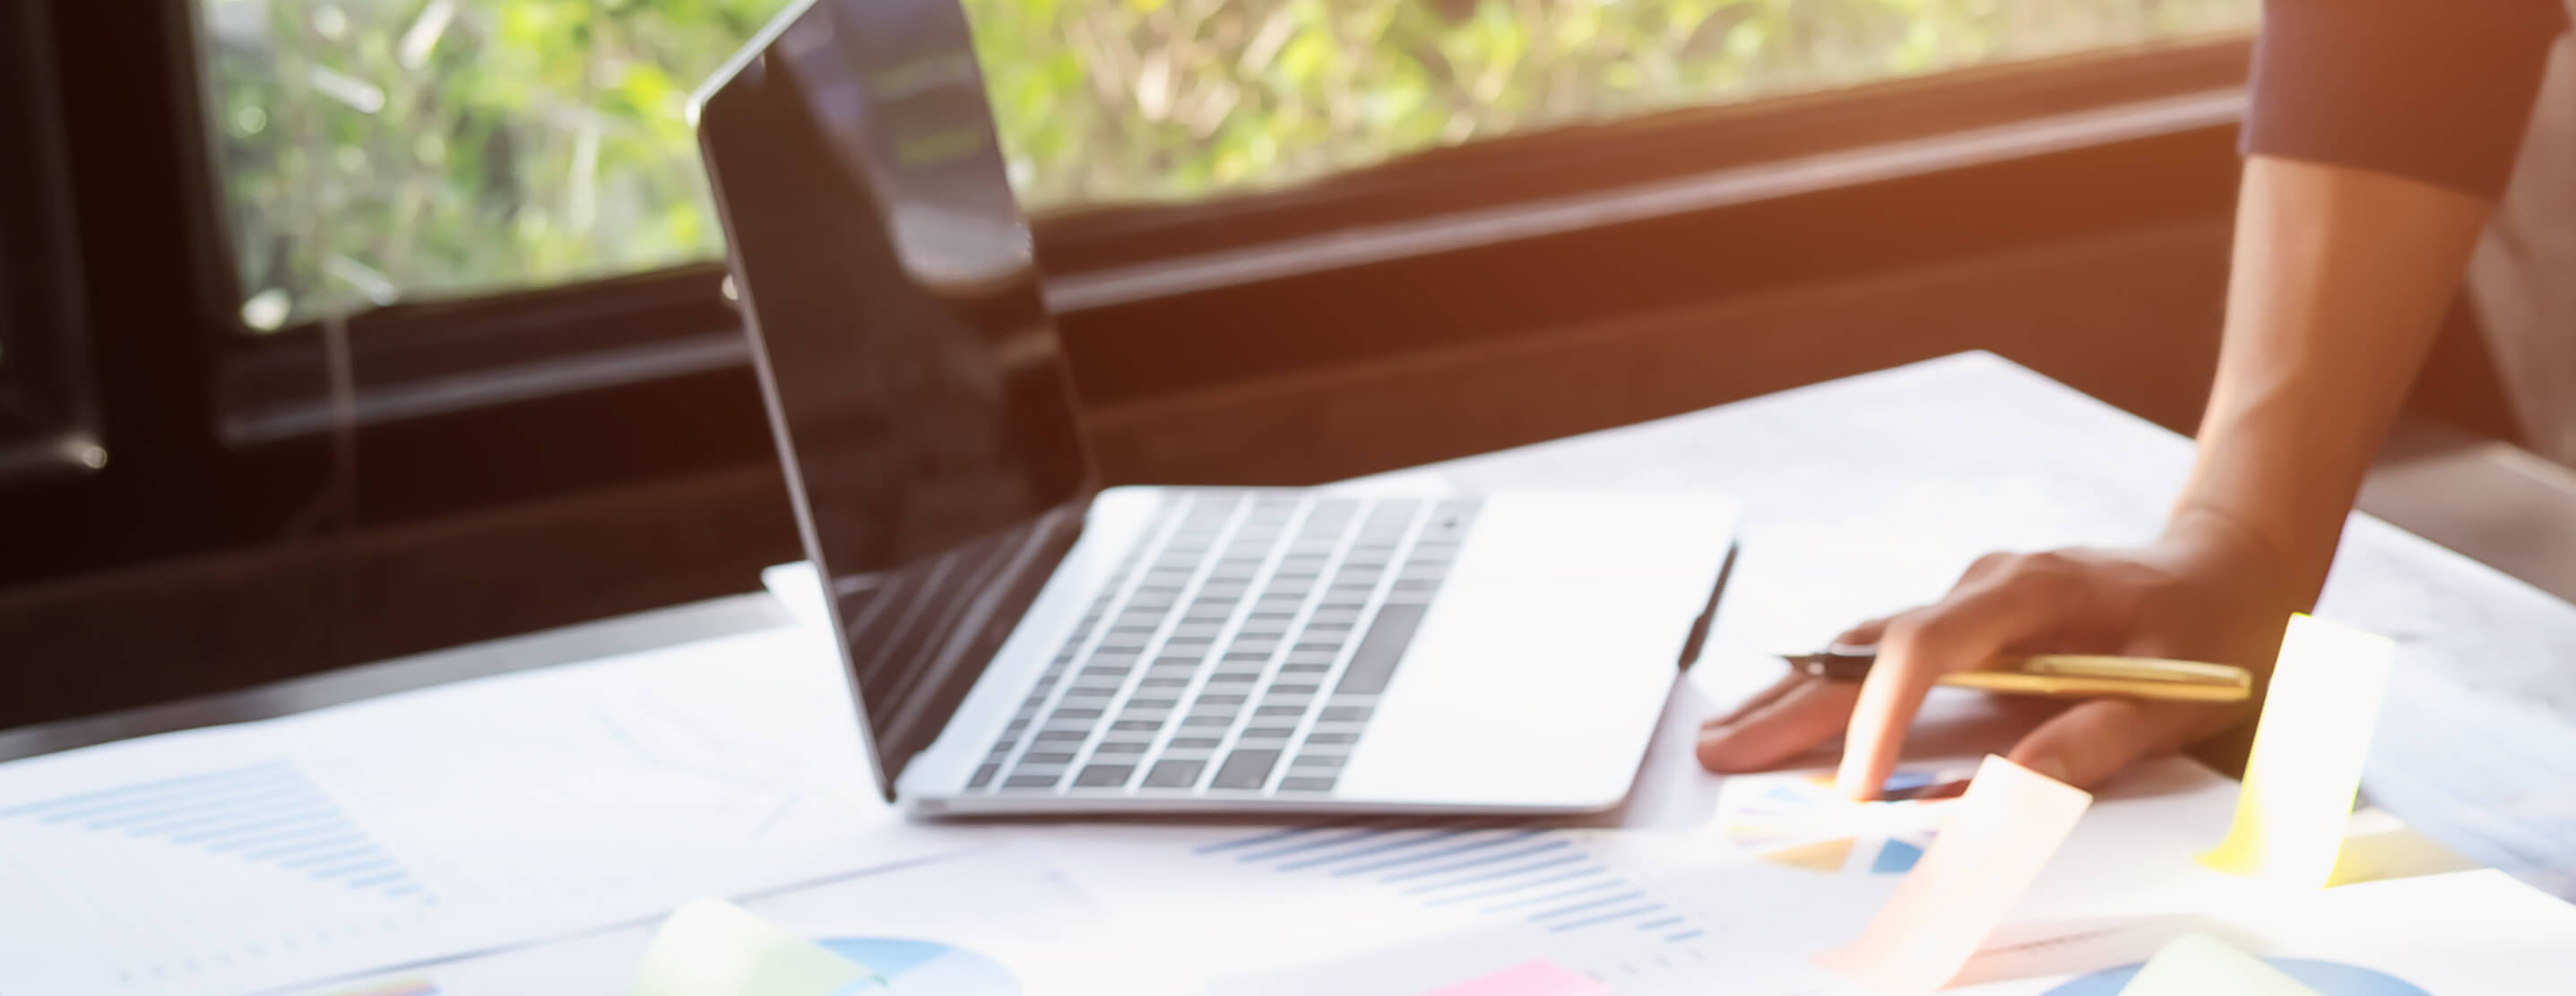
top-left (1713, 767), bottom-right (1967, 876)
top-left (2042, 958), bottom-right (2429, 995)
top-left (821, 938), bottom-right (1020, 996)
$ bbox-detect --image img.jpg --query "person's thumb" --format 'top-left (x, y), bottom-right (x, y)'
top-left (2005, 697), bottom-right (2220, 788)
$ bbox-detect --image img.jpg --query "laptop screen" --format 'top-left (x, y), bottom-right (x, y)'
top-left (696, 0), bottom-right (1092, 795)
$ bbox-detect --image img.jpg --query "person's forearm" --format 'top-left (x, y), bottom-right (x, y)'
top-left (2172, 155), bottom-right (2497, 608)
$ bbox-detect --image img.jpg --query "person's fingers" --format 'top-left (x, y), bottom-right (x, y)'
top-left (1833, 614), bottom-right (1947, 801)
top-left (1835, 564), bottom-right (2079, 800)
top-left (1829, 616), bottom-right (1896, 650)
top-left (1697, 677), bottom-right (1863, 774)
top-left (2005, 697), bottom-right (2229, 789)
top-left (1709, 615), bottom-right (1897, 730)
top-left (1707, 671), bottom-right (1811, 728)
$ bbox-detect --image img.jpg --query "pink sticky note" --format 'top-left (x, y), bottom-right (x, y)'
top-left (1420, 959), bottom-right (1610, 996)
top-left (1815, 755), bottom-right (2093, 993)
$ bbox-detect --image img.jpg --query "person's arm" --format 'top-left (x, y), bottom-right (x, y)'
top-left (1701, 0), bottom-right (2567, 799)
top-left (2172, 158), bottom-right (2498, 611)
top-left (1828, 157), bottom-right (2500, 799)
top-left (2180, 0), bottom-right (2571, 605)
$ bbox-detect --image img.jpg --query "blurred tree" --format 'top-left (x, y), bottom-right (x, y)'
top-left (199, 0), bottom-right (2252, 329)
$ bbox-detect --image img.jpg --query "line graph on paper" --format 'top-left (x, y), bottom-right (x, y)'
top-left (1189, 823), bottom-right (1715, 986)
top-left (583, 686), bottom-right (822, 841)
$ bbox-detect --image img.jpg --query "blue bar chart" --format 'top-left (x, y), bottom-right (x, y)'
top-left (1195, 823), bottom-right (1710, 950)
top-left (0, 754), bottom-right (456, 995)
top-left (0, 760), bottom-right (434, 903)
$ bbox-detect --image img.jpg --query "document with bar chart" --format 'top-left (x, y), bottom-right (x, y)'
top-left (0, 736), bottom-right (448, 995)
top-left (1192, 823), bottom-right (1709, 944)
top-left (1141, 820), bottom-right (1900, 996)
top-left (1033, 819), bottom-right (1804, 995)
top-left (0, 628), bottom-right (962, 996)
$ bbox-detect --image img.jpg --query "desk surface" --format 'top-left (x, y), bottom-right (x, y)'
top-left (13, 352), bottom-right (2575, 893)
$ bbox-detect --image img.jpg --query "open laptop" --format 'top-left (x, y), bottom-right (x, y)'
top-left (693, 0), bottom-right (1739, 817)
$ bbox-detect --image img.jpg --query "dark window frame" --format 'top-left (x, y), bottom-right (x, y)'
top-left (4, 0), bottom-right (2257, 591)
top-left (0, 0), bottom-right (101, 484)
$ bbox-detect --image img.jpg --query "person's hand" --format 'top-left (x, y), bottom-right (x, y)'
top-left (1696, 513), bottom-right (2300, 799)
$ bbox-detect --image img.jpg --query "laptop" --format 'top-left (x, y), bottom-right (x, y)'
top-left (693, 0), bottom-right (1739, 817)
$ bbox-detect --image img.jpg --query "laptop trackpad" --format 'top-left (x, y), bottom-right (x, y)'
top-left (1335, 493), bottom-right (1736, 810)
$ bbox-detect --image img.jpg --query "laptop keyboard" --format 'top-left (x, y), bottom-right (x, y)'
top-left (969, 492), bottom-right (1482, 796)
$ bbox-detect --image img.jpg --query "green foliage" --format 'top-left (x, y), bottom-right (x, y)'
top-left (203, 0), bottom-right (2253, 327)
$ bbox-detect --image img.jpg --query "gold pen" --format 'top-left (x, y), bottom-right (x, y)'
top-left (1781, 645), bottom-right (2252, 703)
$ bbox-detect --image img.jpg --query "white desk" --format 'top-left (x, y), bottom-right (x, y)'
top-left (9, 352), bottom-right (2576, 992)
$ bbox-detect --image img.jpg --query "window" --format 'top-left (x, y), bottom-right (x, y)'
top-left (13, 0), bottom-right (2264, 671)
top-left (197, 0), bottom-right (2254, 331)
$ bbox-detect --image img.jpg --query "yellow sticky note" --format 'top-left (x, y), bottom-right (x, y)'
top-left (2326, 809), bottom-right (2479, 887)
top-left (1815, 755), bottom-right (2094, 993)
top-left (2200, 614), bottom-right (2395, 888)
top-left (2116, 932), bottom-right (2321, 995)
top-left (629, 898), bottom-right (874, 996)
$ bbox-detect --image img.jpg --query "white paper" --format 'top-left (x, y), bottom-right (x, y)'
top-left (1949, 870), bottom-right (2576, 995)
top-left (1045, 824), bottom-right (1752, 996)
top-left (0, 627), bottom-right (981, 996)
top-left (279, 847), bottom-right (1122, 996)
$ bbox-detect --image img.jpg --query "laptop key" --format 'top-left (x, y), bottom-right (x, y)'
top-left (1213, 749), bottom-right (1282, 790)
top-left (1003, 774), bottom-right (1061, 790)
top-left (970, 763), bottom-right (1000, 788)
top-left (1335, 604), bottom-right (1425, 696)
top-left (1289, 753), bottom-right (1348, 773)
top-left (1075, 764), bottom-right (1136, 788)
top-left (1144, 759), bottom-right (1206, 789)
top-left (1279, 776), bottom-right (1336, 792)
